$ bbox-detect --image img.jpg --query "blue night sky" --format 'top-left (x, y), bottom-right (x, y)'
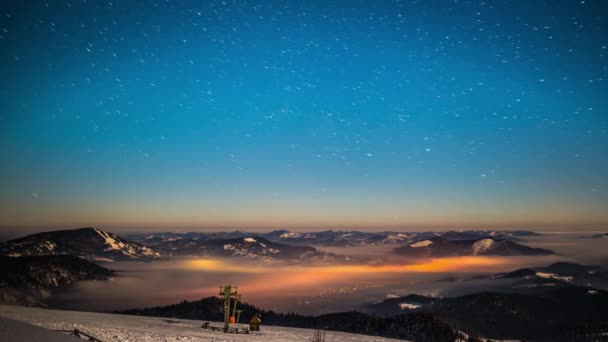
top-left (0, 1), bottom-right (607, 232)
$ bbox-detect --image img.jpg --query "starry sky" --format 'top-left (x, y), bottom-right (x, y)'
top-left (0, 0), bottom-right (607, 233)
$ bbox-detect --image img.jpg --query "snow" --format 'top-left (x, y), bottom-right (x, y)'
top-left (279, 232), bottom-right (302, 239)
top-left (385, 234), bottom-right (410, 243)
top-left (0, 305), bottom-right (406, 342)
top-left (93, 257), bottom-right (115, 263)
top-left (140, 246), bottom-right (160, 257)
top-left (94, 228), bottom-right (122, 251)
top-left (410, 240), bottom-right (432, 248)
top-left (398, 303), bottom-right (420, 310)
top-left (93, 228), bottom-right (160, 259)
top-left (472, 238), bottom-right (495, 255)
top-left (535, 272), bottom-right (573, 282)
top-left (43, 241), bottom-right (56, 252)
top-left (244, 238), bottom-right (257, 243)
top-left (512, 283), bottom-right (557, 288)
top-left (0, 316), bottom-right (79, 342)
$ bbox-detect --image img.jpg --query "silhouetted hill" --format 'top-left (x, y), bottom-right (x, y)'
top-left (0, 255), bottom-right (114, 306)
top-left (485, 262), bottom-right (608, 290)
top-left (365, 285), bottom-right (608, 341)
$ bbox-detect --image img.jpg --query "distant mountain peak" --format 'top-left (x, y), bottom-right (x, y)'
top-left (472, 238), bottom-right (496, 255)
top-left (0, 227), bottom-right (162, 262)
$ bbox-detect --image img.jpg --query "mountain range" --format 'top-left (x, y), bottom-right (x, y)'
top-left (0, 226), bottom-right (601, 341)
top-left (393, 236), bottom-right (554, 257)
top-left (151, 235), bottom-right (355, 264)
top-left (127, 229), bottom-right (542, 247)
top-left (0, 228), bottom-right (360, 264)
top-left (0, 227), bottom-right (553, 263)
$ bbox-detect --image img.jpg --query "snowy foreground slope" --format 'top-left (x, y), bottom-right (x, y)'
top-left (0, 305), bottom-right (407, 342)
top-left (0, 316), bottom-right (80, 342)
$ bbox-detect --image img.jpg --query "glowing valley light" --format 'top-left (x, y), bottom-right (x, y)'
top-left (183, 256), bottom-right (508, 274)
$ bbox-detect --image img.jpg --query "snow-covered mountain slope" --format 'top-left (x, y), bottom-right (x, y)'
top-left (141, 235), bottom-right (354, 264)
top-left (127, 229), bottom-right (543, 248)
top-left (0, 228), bottom-right (161, 262)
top-left (264, 229), bottom-right (542, 247)
top-left (0, 316), bottom-right (80, 342)
top-left (265, 230), bottom-right (414, 247)
top-left (0, 305), bottom-right (406, 342)
top-left (394, 236), bottom-right (554, 257)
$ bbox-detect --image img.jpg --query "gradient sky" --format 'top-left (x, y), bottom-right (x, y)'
top-left (1, 0), bottom-right (607, 233)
